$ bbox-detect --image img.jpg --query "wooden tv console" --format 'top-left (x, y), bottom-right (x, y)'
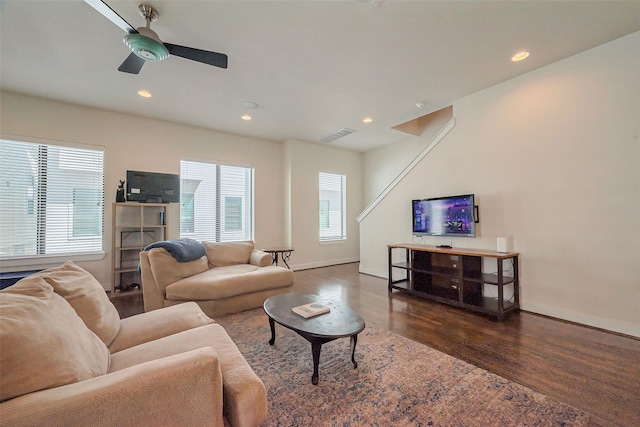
top-left (388, 243), bottom-right (519, 320)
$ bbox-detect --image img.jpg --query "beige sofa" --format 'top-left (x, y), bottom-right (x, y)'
top-left (140, 240), bottom-right (294, 318)
top-left (0, 262), bottom-right (267, 427)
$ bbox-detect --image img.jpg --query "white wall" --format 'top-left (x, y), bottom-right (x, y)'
top-left (284, 139), bottom-right (362, 270)
top-left (360, 32), bottom-right (640, 337)
top-left (0, 92), bottom-right (287, 286)
top-left (0, 91), bottom-right (364, 286)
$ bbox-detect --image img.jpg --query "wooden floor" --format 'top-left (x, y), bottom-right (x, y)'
top-left (113, 262), bottom-right (640, 427)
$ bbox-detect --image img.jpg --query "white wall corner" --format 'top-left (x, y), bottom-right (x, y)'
top-left (356, 117), bottom-right (456, 223)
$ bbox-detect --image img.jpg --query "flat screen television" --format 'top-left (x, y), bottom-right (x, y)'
top-left (126, 170), bottom-right (180, 203)
top-left (412, 194), bottom-right (476, 237)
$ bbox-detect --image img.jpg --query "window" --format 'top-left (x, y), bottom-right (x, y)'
top-left (224, 196), bottom-right (243, 232)
top-left (180, 160), bottom-right (254, 242)
top-left (319, 172), bottom-right (346, 241)
top-left (0, 139), bottom-right (104, 258)
top-left (180, 191), bottom-right (195, 234)
top-left (319, 200), bottom-right (330, 229)
top-left (72, 188), bottom-right (102, 237)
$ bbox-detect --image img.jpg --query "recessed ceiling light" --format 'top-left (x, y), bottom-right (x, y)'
top-left (511, 51), bottom-right (530, 62)
top-left (137, 90), bottom-right (152, 98)
top-left (363, 117), bottom-right (373, 123)
top-left (241, 114), bottom-right (252, 121)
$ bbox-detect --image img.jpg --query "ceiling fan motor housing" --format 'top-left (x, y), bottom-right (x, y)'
top-left (124, 27), bottom-right (169, 61)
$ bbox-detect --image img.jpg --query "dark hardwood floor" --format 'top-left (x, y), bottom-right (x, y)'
top-left (113, 262), bottom-right (640, 427)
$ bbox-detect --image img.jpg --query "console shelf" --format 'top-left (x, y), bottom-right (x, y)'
top-left (388, 243), bottom-right (519, 320)
top-left (111, 202), bottom-right (168, 299)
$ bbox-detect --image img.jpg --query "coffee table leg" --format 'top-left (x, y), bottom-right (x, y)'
top-left (311, 341), bottom-right (322, 385)
top-left (268, 317), bottom-right (276, 345)
top-left (350, 334), bottom-right (358, 369)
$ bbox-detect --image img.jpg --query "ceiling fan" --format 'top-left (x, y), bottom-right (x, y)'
top-left (84, 0), bottom-right (228, 74)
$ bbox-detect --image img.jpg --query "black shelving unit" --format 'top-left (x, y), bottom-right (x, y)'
top-left (388, 243), bottom-right (519, 320)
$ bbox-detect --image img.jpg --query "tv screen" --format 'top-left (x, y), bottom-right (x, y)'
top-left (126, 170), bottom-right (180, 203)
top-left (412, 194), bottom-right (476, 237)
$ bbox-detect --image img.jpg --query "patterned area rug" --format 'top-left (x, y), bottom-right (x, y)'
top-left (217, 308), bottom-right (590, 427)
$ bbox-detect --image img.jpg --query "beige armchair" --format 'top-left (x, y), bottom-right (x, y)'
top-left (0, 262), bottom-right (267, 427)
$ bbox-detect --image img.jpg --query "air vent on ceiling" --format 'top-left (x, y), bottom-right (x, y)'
top-left (320, 128), bottom-right (357, 143)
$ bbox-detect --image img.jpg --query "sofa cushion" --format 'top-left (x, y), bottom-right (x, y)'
top-left (203, 240), bottom-right (254, 268)
top-left (0, 276), bottom-right (110, 402)
top-left (108, 302), bottom-right (215, 353)
top-left (147, 248), bottom-right (209, 292)
top-left (166, 265), bottom-right (295, 301)
top-left (32, 261), bottom-right (121, 347)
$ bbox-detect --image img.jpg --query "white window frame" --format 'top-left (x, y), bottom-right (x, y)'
top-left (319, 172), bottom-right (346, 242)
top-left (0, 137), bottom-right (105, 266)
top-left (179, 159), bottom-right (254, 242)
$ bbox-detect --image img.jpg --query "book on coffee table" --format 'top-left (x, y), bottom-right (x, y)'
top-left (292, 302), bottom-right (330, 318)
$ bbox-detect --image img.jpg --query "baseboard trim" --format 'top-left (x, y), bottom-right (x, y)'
top-left (292, 258), bottom-right (360, 272)
top-left (358, 266), bottom-right (387, 278)
top-left (522, 303), bottom-right (640, 339)
top-left (520, 309), bottom-right (640, 341)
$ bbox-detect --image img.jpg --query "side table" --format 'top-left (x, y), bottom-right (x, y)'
top-left (261, 247), bottom-right (294, 269)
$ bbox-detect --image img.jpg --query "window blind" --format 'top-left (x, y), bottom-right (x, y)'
top-left (180, 160), bottom-right (254, 242)
top-left (0, 139), bottom-right (104, 258)
top-left (319, 172), bottom-right (346, 241)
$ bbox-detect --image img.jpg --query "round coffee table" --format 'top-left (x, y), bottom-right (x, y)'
top-left (263, 293), bottom-right (366, 385)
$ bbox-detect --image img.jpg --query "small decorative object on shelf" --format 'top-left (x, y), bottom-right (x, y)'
top-left (116, 180), bottom-right (126, 202)
top-left (292, 302), bottom-right (330, 318)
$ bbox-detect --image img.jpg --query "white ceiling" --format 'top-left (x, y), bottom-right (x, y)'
top-left (1, 0), bottom-right (639, 152)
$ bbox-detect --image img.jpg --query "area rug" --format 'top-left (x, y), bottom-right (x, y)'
top-left (216, 309), bottom-right (590, 426)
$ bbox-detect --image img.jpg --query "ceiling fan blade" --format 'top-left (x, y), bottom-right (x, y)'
top-left (118, 53), bottom-right (145, 74)
top-left (83, 0), bottom-right (137, 34)
top-left (164, 43), bottom-right (228, 69)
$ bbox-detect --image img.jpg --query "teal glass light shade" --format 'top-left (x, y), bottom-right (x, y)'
top-left (124, 33), bottom-right (169, 61)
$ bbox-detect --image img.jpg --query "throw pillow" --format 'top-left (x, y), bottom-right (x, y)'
top-left (147, 248), bottom-right (209, 292)
top-left (33, 261), bottom-right (121, 347)
top-left (203, 240), bottom-right (254, 268)
top-left (0, 277), bottom-right (110, 402)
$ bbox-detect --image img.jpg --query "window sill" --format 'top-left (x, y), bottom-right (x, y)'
top-left (319, 238), bottom-right (347, 246)
top-left (0, 251), bottom-right (107, 271)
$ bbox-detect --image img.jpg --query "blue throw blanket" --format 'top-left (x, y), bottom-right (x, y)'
top-left (143, 238), bottom-right (206, 262)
